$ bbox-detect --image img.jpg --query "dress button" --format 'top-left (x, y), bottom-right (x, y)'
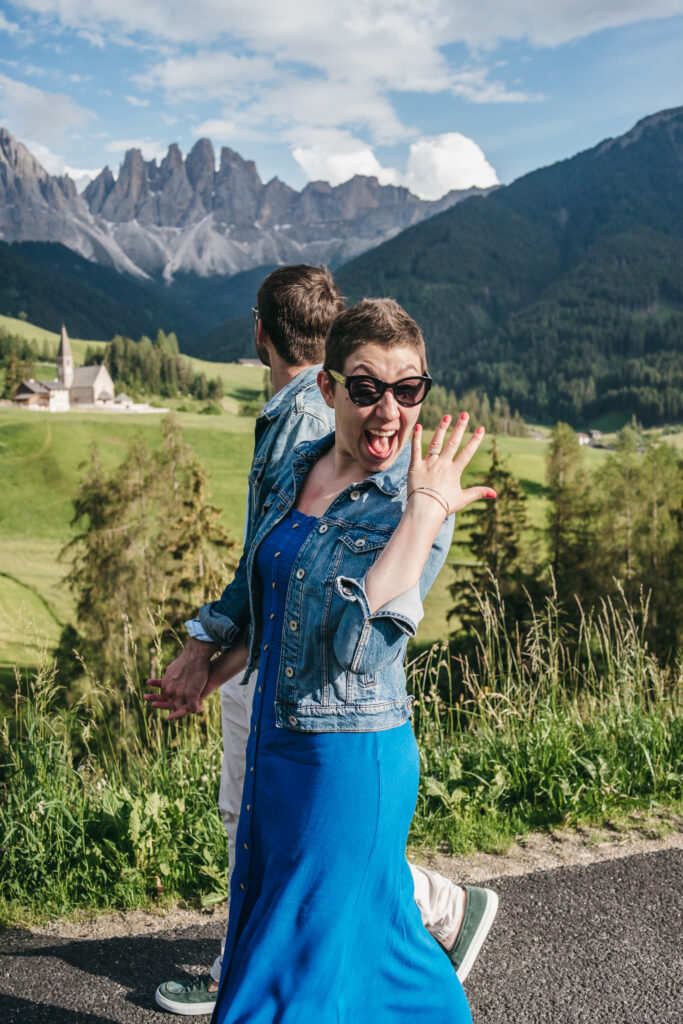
top-left (272, 581), bottom-right (276, 589)
top-left (350, 490), bottom-right (360, 500)
top-left (289, 620), bottom-right (297, 631)
top-left (285, 666), bottom-right (294, 678)
top-left (292, 522), bottom-right (299, 529)
top-left (258, 686), bottom-right (263, 692)
top-left (355, 538), bottom-right (366, 547)
top-left (239, 882), bottom-right (246, 890)
top-left (249, 765), bottom-right (254, 773)
top-left (288, 715), bottom-right (297, 726)
top-left (274, 551), bottom-right (281, 558)
top-left (270, 613), bottom-right (275, 620)
top-left (263, 643), bottom-right (268, 650)
top-left (246, 804), bottom-right (251, 812)
top-left (296, 568), bottom-right (305, 579)
top-left (243, 842), bottom-right (249, 850)
top-left (319, 524), bottom-right (328, 534)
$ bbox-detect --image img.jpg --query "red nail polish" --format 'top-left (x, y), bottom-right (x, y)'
top-left (476, 426), bottom-right (485, 434)
top-left (460, 412), bottom-right (468, 421)
top-left (486, 489), bottom-right (497, 498)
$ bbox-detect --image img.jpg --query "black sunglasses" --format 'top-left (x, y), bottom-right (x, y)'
top-left (326, 368), bottom-right (432, 407)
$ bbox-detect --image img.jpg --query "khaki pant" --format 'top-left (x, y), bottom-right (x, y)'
top-left (210, 673), bottom-right (465, 981)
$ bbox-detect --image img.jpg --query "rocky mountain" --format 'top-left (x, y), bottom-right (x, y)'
top-left (0, 129), bottom-right (488, 281)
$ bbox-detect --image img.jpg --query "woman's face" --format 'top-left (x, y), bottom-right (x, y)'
top-left (320, 342), bottom-right (424, 477)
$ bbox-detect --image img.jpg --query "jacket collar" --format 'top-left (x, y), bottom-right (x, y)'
top-left (259, 364), bottom-right (322, 422)
top-left (289, 434), bottom-right (410, 499)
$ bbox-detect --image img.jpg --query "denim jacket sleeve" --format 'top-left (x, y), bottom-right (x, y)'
top-left (197, 545), bottom-right (252, 647)
top-left (331, 512), bottom-right (455, 674)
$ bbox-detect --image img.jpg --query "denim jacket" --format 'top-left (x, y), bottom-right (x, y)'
top-left (199, 434), bottom-right (455, 733)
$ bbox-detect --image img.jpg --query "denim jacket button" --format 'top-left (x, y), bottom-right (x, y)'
top-left (354, 538), bottom-right (365, 547)
top-left (288, 715), bottom-right (297, 726)
top-left (319, 524), bottom-right (329, 533)
top-left (342, 586), bottom-right (353, 596)
top-left (350, 490), bottom-right (360, 500)
top-left (289, 620), bottom-right (298, 631)
top-left (296, 568), bottom-right (305, 579)
top-left (285, 666), bottom-right (294, 677)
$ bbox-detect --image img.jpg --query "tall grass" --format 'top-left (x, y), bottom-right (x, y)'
top-left (0, 645), bottom-right (229, 927)
top-left (410, 584), bottom-right (682, 852)
top-left (0, 587), bottom-right (681, 925)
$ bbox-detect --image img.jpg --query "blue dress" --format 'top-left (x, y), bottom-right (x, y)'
top-left (212, 509), bottom-right (471, 1024)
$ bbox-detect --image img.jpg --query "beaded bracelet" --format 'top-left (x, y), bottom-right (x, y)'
top-left (407, 486), bottom-right (451, 516)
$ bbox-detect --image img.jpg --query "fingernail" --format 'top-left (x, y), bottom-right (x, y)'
top-left (460, 412), bottom-right (468, 421)
top-left (476, 426), bottom-right (485, 435)
top-left (486, 489), bottom-right (497, 498)
top-left (442, 415), bottom-right (451, 424)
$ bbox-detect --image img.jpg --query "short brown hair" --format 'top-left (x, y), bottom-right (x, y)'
top-left (325, 298), bottom-right (428, 375)
top-left (257, 265), bottom-right (344, 366)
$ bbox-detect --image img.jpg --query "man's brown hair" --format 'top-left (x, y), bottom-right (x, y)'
top-left (324, 298), bottom-right (428, 376)
top-left (257, 265), bottom-right (344, 366)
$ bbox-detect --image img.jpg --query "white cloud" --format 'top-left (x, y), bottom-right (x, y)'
top-left (105, 137), bottom-right (168, 161)
top-left (125, 94), bottom-right (150, 107)
top-left (0, 12), bottom-right (20, 36)
top-left (403, 134), bottom-right (499, 197)
top-left (0, 73), bottom-right (94, 147)
top-left (293, 131), bottom-right (500, 199)
top-left (23, 139), bottom-right (100, 189)
top-left (292, 132), bottom-right (399, 186)
top-left (13, 1), bottom-right (683, 49)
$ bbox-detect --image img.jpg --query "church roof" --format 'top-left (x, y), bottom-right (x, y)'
top-left (72, 364), bottom-right (107, 386)
top-left (44, 380), bottom-right (69, 391)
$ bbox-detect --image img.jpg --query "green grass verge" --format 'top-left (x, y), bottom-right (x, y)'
top-left (0, 588), bottom-right (679, 927)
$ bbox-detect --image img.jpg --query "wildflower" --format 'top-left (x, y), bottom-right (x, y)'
top-left (36, 801), bottom-right (45, 815)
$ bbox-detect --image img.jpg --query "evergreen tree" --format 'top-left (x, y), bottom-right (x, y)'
top-left (450, 440), bottom-right (535, 634)
top-left (545, 423), bottom-right (596, 606)
top-left (60, 418), bottom-right (238, 690)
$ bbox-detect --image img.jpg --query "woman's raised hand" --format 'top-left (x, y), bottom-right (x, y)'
top-left (408, 413), bottom-right (496, 517)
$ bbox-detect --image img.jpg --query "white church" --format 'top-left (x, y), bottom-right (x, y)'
top-left (14, 326), bottom-right (119, 412)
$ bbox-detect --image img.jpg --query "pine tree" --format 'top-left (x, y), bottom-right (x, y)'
top-left (545, 423), bottom-right (596, 606)
top-left (450, 440), bottom-right (535, 634)
top-left (61, 418), bottom-right (238, 690)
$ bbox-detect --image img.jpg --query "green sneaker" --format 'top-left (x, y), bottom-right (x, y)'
top-left (155, 974), bottom-right (218, 1015)
top-left (447, 886), bottom-right (499, 983)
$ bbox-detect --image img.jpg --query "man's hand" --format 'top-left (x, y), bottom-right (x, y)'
top-left (145, 636), bottom-right (218, 718)
top-left (145, 641), bottom-right (250, 721)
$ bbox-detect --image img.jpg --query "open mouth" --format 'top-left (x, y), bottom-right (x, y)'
top-left (364, 427), bottom-right (398, 461)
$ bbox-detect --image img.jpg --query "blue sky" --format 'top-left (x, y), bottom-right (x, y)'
top-left (0, 1), bottom-right (682, 198)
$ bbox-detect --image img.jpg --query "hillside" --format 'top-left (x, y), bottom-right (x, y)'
top-left (330, 107), bottom-right (683, 426)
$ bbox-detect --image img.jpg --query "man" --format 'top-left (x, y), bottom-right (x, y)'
top-left (150, 265), bottom-right (498, 1016)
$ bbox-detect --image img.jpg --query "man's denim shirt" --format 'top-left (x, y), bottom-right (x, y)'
top-left (245, 365), bottom-right (334, 546)
top-left (199, 435), bottom-right (455, 733)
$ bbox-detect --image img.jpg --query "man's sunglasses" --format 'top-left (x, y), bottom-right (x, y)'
top-left (325, 368), bottom-right (432, 407)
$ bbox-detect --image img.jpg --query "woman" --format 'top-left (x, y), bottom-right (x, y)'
top-left (195, 299), bottom-right (494, 1024)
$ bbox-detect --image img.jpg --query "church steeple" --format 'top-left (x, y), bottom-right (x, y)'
top-left (57, 324), bottom-right (73, 388)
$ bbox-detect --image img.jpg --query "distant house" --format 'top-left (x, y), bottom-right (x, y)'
top-left (13, 378), bottom-right (69, 412)
top-left (13, 325), bottom-right (115, 410)
top-left (577, 433), bottom-right (591, 446)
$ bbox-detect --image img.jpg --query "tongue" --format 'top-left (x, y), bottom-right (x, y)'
top-left (366, 431), bottom-right (393, 458)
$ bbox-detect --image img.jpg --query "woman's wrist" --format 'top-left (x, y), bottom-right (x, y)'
top-left (406, 487), bottom-right (450, 523)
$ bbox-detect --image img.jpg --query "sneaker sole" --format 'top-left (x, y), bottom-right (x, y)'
top-left (456, 888), bottom-right (499, 984)
top-left (155, 985), bottom-right (217, 1016)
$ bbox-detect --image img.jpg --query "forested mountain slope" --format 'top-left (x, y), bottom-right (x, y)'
top-left (334, 106), bottom-right (683, 425)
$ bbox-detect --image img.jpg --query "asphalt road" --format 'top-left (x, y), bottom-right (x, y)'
top-left (1, 848), bottom-right (681, 1023)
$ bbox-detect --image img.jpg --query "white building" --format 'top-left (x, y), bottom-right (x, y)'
top-left (14, 325), bottom-right (115, 411)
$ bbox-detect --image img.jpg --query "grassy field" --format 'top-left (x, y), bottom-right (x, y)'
top-left (0, 401), bottom-right (614, 671)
